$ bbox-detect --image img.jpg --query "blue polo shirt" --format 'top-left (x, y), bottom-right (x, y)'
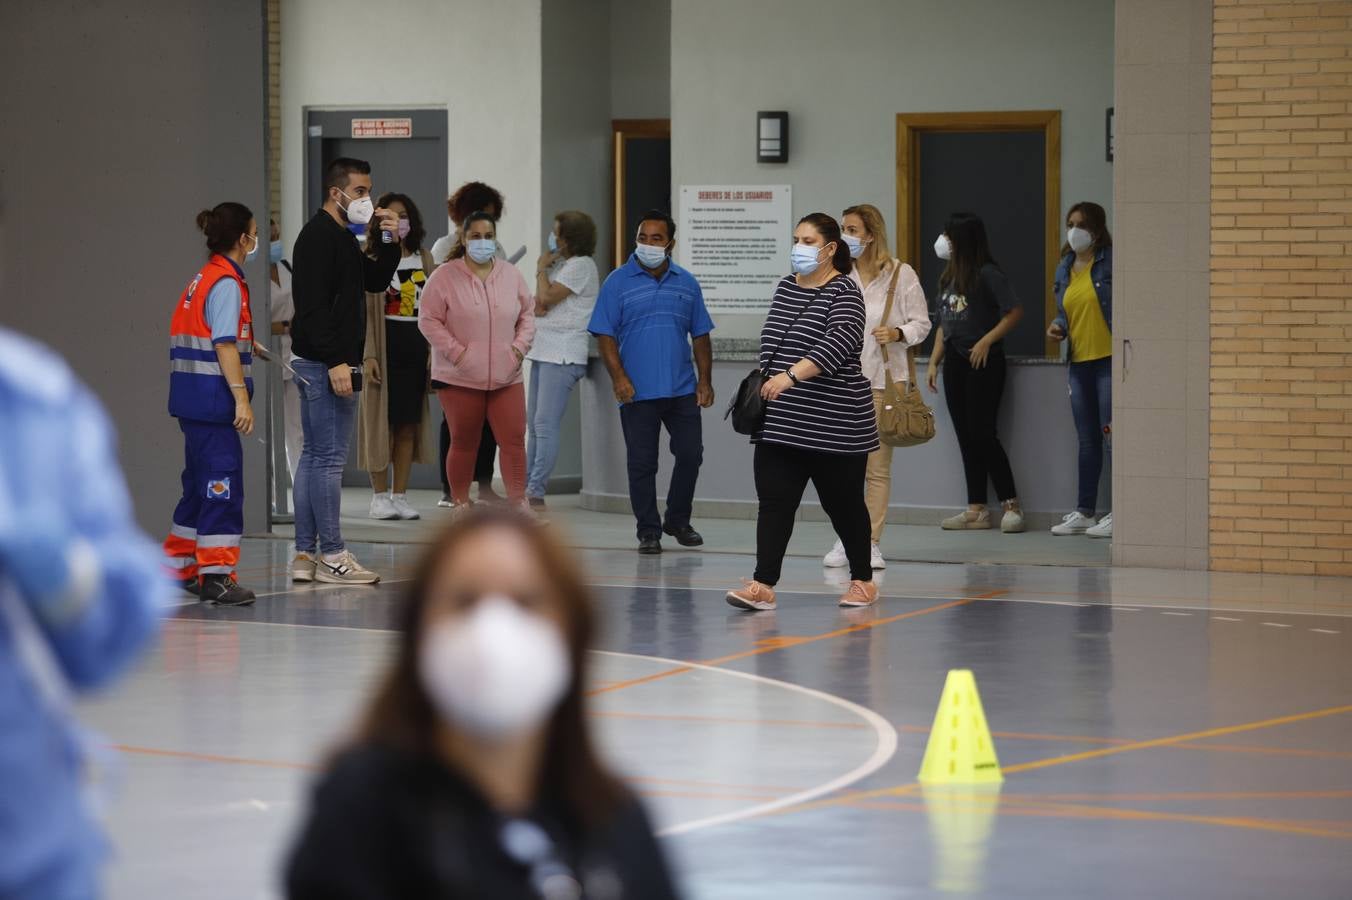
top-left (589, 255), bottom-right (715, 402)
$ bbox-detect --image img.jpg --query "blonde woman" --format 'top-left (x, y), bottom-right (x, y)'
top-left (823, 204), bottom-right (931, 570)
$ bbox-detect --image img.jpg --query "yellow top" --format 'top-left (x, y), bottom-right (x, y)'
top-left (1063, 265), bottom-right (1111, 362)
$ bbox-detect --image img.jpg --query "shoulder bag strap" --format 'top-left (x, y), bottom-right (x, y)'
top-left (762, 280), bottom-right (828, 375)
top-left (878, 263), bottom-right (903, 391)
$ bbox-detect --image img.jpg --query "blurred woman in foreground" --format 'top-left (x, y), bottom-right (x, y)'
top-left (286, 507), bottom-right (680, 899)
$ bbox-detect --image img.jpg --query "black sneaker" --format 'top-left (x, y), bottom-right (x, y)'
top-left (638, 536), bottom-right (663, 555)
top-left (663, 524), bottom-right (704, 547)
top-left (200, 575), bottom-right (256, 607)
top-left (180, 577), bottom-right (201, 597)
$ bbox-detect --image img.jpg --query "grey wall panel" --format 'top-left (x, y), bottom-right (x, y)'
top-left (0, 0), bottom-right (270, 535)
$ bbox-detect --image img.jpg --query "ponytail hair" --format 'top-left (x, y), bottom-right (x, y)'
top-left (196, 202), bottom-right (254, 256)
top-left (797, 212), bottom-right (851, 275)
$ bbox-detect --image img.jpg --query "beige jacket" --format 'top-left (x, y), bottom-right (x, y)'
top-left (357, 249), bottom-right (435, 473)
top-left (851, 259), bottom-right (932, 388)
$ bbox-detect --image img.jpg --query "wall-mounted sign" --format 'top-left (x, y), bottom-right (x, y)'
top-left (678, 185), bottom-right (792, 313)
top-left (351, 117), bottom-right (412, 139)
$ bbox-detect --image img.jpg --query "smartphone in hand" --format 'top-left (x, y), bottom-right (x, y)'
top-left (349, 365), bottom-right (363, 393)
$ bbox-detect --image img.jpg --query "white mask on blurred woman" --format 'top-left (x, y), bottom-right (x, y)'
top-left (419, 595), bottom-right (570, 740)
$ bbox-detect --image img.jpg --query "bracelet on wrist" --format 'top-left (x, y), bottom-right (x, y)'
top-left (785, 370), bottom-right (799, 385)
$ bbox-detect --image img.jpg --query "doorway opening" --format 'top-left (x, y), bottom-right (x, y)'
top-left (612, 119), bottom-right (671, 268)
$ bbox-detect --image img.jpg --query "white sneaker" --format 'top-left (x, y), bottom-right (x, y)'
top-left (823, 540), bottom-right (848, 568)
top-left (390, 494), bottom-right (420, 520)
top-left (1051, 511), bottom-right (1095, 536)
top-left (291, 551), bottom-right (317, 583)
top-left (316, 550), bottom-right (380, 585)
top-left (1087, 513), bottom-right (1113, 538)
top-left (1000, 501), bottom-right (1025, 534)
top-left (437, 494), bottom-right (455, 509)
top-left (870, 542), bottom-right (887, 570)
top-left (369, 493), bottom-right (400, 520)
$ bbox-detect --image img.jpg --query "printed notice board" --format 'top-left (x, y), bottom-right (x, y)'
top-left (678, 185), bottom-right (791, 313)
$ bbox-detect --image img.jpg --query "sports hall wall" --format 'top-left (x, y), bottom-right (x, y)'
top-left (0, 0), bottom-right (271, 536)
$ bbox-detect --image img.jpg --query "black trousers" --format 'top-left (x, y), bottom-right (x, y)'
top-left (439, 419), bottom-right (496, 495)
top-left (753, 442), bottom-right (872, 585)
top-left (618, 395), bottom-right (703, 540)
top-left (943, 349), bottom-right (1018, 505)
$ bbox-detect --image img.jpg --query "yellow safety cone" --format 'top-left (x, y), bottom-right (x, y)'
top-left (917, 669), bottom-right (1003, 784)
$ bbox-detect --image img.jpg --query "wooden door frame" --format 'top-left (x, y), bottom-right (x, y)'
top-left (895, 111), bottom-right (1061, 358)
top-left (612, 118), bottom-right (671, 269)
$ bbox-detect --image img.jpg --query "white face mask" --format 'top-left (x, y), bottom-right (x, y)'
top-left (1067, 226), bottom-right (1094, 253)
top-left (843, 234), bottom-right (869, 259)
top-left (418, 596), bottom-right (570, 740)
top-left (634, 242), bottom-right (668, 269)
top-left (337, 188), bottom-right (375, 226)
top-left (934, 234), bottom-right (953, 261)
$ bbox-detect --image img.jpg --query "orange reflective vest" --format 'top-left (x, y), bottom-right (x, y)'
top-left (168, 254), bottom-right (253, 422)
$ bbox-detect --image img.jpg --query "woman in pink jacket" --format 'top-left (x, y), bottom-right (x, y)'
top-left (419, 211), bottom-right (535, 513)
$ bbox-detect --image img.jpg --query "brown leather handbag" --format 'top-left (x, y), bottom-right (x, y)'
top-left (875, 264), bottom-right (936, 448)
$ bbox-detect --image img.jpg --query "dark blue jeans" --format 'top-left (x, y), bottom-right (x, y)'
top-left (618, 394), bottom-right (704, 540)
top-left (1068, 356), bottom-right (1112, 516)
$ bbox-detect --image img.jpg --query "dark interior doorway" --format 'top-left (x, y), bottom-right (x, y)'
top-left (896, 111), bottom-right (1061, 358)
top-left (612, 119), bottom-right (671, 268)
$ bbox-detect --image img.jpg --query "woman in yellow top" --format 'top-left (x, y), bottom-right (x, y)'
top-left (1047, 202), bottom-right (1113, 538)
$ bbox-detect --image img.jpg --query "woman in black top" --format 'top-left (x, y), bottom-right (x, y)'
top-left (925, 212), bottom-right (1026, 533)
top-left (286, 507), bottom-right (681, 900)
top-left (726, 213), bottom-right (880, 613)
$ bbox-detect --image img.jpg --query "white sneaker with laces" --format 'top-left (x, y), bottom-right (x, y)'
top-left (1051, 511), bottom-right (1095, 536)
top-left (316, 550), bottom-right (380, 585)
top-left (1087, 513), bottom-right (1113, 538)
top-left (291, 552), bottom-right (317, 583)
top-left (823, 540), bottom-right (847, 568)
top-left (369, 493), bottom-right (400, 520)
top-left (390, 494), bottom-right (420, 520)
top-left (870, 542), bottom-right (887, 570)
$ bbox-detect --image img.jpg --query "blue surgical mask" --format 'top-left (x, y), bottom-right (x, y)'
top-left (245, 233), bottom-right (260, 261)
top-left (547, 232), bottom-right (559, 253)
top-left (843, 234), bottom-right (867, 259)
top-left (467, 239), bottom-right (497, 264)
top-left (634, 242), bottom-right (667, 269)
top-left (790, 242), bottom-right (823, 275)
top-left (269, 240), bottom-right (284, 264)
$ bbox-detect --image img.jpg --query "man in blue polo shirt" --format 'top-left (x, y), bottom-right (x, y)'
top-left (589, 210), bottom-right (715, 554)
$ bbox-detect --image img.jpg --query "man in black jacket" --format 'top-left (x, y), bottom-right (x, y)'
top-left (289, 157), bottom-right (401, 585)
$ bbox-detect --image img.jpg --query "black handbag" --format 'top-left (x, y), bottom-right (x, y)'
top-left (725, 285), bottom-right (822, 435)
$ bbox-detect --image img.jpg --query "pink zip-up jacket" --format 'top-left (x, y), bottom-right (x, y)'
top-left (418, 258), bottom-right (535, 390)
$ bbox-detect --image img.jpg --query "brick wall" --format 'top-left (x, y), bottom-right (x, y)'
top-left (1211, 0), bottom-right (1352, 575)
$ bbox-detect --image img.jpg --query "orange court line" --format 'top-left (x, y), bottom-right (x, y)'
top-left (1000, 789), bottom-right (1352, 803)
top-left (895, 725), bottom-right (1352, 761)
top-left (114, 744), bottom-right (317, 772)
top-left (591, 710), bottom-right (869, 730)
top-left (846, 797), bottom-right (1352, 841)
top-left (585, 593), bottom-right (995, 698)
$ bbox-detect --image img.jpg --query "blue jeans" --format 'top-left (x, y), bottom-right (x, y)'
top-left (618, 394), bottom-right (703, 540)
top-left (526, 361), bottom-right (587, 498)
top-left (1068, 356), bottom-right (1112, 516)
top-left (292, 359), bottom-right (357, 555)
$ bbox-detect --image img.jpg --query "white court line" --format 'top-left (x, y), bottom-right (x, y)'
top-left (1261, 622), bottom-right (1293, 629)
top-left (159, 619), bottom-right (899, 838)
top-left (591, 650), bottom-right (899, 837)
top-left (1311, 628), bottom-right (1340, 635)
top-left (1161, 611), bottom-right (1192, 617)
top-left (1213, 616), bottom-right (1242, 622)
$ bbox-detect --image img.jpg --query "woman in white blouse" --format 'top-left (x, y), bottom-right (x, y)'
top-left (526, 210), bottom-right (600, 509)
top-left (823, 204), bottom-right (932, 570)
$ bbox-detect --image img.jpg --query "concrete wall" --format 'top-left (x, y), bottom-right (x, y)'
top-left (580, 359), bottom-right (1091, 527)
top-left (279, 0), bottom-right (542, 261)
top-left (670, 0), bottom-right (1117, 340)
top-left (611, 0), bottom-right (672, 120)
top-left (0, 0), bottom-right (270, 536)
top-left (1111, 0), bottom-right (1212, 569)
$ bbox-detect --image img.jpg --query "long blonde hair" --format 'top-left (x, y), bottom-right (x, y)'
top-left (842, 203), bottom-right (893, 276)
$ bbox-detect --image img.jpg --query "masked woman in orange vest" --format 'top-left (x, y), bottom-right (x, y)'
top-left (162, 202), bottom-right (259, 606)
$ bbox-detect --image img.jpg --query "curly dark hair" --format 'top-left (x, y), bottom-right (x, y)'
top-left (447, 181), bottom-right (504, 224)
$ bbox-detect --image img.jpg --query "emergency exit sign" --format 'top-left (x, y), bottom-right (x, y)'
top-left (350, 117), bottom-right (412, 139)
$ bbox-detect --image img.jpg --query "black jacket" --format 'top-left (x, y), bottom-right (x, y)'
top-left (285, 744), bottom-right (682, 900)
top-left (290, 210), bottom-right (400, 368)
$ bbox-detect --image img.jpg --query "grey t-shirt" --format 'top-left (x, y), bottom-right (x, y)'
top-left (937, 263), bottom-right (1020, 357)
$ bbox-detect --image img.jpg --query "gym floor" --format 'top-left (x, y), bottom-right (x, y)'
top-left (83, 528), bottom-right (1352, 899)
